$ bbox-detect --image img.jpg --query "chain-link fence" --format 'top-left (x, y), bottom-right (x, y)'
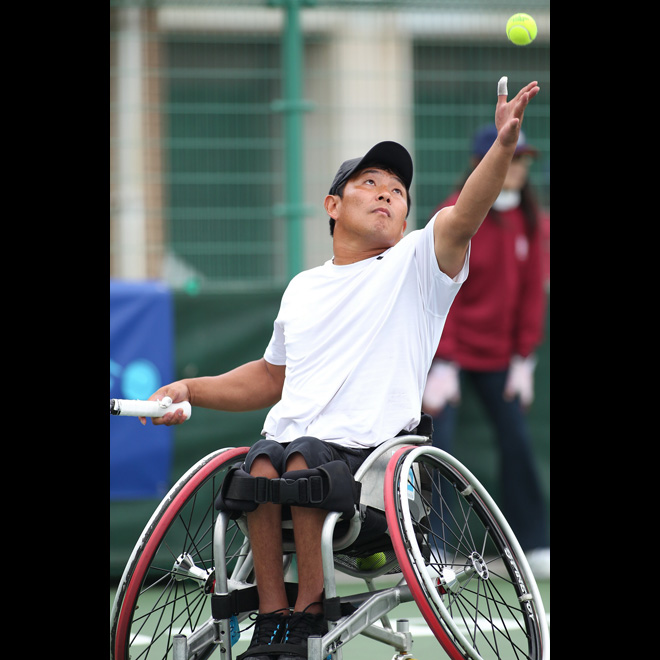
top-left (110, 0), bottom-right (550, 290)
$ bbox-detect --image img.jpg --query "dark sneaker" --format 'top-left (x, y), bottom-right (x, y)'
top-left (238, 609), bottom-right (288, 660)
top-left (279, 609), bottom-right (328, 660)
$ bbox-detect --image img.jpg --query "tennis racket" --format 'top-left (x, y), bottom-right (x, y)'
top-left (110, 396), bottom-right (192, 420)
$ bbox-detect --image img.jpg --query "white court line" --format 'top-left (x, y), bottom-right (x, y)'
top-left (406, 614), bottom-right (550, 636)
top-left (130, 627), bottom-right (200, 646)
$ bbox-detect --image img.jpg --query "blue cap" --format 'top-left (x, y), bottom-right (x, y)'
top-left (471, 124), bottom-right (538, 158)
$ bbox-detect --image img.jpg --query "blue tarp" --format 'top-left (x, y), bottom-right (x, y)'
top-left (110, 280), bottom-right (174, 500)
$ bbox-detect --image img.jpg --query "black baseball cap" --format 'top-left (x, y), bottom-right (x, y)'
top-left (328, 141), bottom-right (413, 196)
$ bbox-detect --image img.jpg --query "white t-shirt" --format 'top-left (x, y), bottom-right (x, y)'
top-left (262, 212), bottom-right (469, 448)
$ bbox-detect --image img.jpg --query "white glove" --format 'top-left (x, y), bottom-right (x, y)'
top-left (423, 361), bottom-right (461, 416)
top-left (504, 354), bottom-right (537, 408)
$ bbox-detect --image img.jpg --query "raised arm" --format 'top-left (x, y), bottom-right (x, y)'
top-left (142, 358), bottom-right (286, 425)
top-left (433, 78), bottom-right (540, 278)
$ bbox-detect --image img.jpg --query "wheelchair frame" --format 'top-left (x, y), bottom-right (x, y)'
top-left (110, 433), bottom-right (549, 660)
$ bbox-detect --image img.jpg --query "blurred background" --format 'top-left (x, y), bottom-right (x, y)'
top-left (110, 0), bottom-right (550, 581)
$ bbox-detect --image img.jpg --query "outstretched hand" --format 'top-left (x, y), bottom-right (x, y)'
top-left (495, 78), bottom-right (540, 150)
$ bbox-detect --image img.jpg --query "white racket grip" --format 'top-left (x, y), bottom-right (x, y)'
top-left (110, 397), bottom-right (192, 420)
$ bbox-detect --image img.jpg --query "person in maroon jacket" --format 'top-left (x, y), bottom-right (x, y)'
top-left (423, 123), bottom-right (550, 579)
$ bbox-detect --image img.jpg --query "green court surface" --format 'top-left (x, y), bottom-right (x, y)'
top-left (110, 574), bottom-right (549, 659)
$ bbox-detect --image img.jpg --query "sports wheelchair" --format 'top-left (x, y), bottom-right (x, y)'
top-left (110, 406), bottom-right (549, 660)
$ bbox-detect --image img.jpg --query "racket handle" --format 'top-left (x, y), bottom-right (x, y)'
top-left (110, 397), bottom-right (192, 420)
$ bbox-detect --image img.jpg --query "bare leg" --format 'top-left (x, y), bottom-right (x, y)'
top-left (286, 452), bottom-right (326, 615)
top-left (246, 455), bottom-right (289, 614)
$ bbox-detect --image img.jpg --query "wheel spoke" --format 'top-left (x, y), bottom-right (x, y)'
top-left (111, 448), bottom-right (250, 660)
top-left (386, 446), bottom-right (546, 660)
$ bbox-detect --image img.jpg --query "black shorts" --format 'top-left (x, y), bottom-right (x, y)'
top-left (244, 436), bottom-right (373, 476)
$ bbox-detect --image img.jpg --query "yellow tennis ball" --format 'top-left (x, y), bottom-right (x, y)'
top-left (506, 13), bottom-right (537, 46)
top-left (356, 552), bottom-right (387, 571)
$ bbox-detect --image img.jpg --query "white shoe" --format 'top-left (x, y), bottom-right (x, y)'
top-left (525, 547), bottom-right (550, 580)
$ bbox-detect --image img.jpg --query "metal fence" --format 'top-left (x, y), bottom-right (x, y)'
top-left (110, 0), bottom-right (550, 290)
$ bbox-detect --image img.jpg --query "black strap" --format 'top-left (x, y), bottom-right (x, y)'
top-left (211, 583), bottom-right (300, 619)
top-left (271, 474), bottom-right (325, 505)
top-left (215, 461), bottom-right (361, 518)
top-left (238, 643), bottom-right (308, 660)
top-left (215, 468), bottom-right (325, 510)
top-left (397, 412), bottom-right (434, 437)
top-left (220, 470), bottom-right (326, 506)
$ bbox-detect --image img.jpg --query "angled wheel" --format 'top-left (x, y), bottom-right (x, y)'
top-left (385, 445), bottom-right (548, 660)
top-left (110, 446), bottom-right (251, 660)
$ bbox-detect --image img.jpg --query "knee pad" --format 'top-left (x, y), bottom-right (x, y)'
top-left (215, 460), bottom-right (361, 519)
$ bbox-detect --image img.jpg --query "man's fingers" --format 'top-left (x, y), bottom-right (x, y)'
top-left (497, 76), bottom-right (508, 97)
top-left (514, 81), bottom-right (540, 105)
top-left (498, 78), bottom-right (539, 103)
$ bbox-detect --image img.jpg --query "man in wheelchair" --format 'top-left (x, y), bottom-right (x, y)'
top-left (144, 81), bottom-right (539, 660)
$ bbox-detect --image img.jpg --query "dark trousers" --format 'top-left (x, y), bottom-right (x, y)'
top-left (432, 368), bottom-right (549, 552)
